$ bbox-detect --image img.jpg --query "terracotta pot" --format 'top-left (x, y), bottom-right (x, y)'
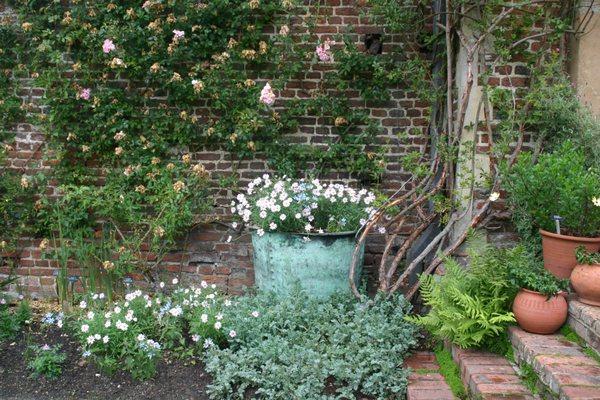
top-left (571, 263), bottom-right (600, 306)
top-left (540, 229), bottom-right (600, 279)
top-left (512, 288), bottom-right (567, 334)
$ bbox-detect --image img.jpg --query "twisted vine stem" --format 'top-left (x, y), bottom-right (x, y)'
top-left (349, 0), bottom-right (580, 300)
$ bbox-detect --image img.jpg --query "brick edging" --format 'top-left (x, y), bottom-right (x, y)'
top-left (450, 343), bottom-right (536, 399)
top-left (508, 326), bottom-right (600, 400)
top-left (568, 299), bottom-right (600, 356)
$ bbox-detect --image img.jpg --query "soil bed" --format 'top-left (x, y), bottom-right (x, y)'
top-left (0, 302), bottom-right (390, 399)
top-left (0, 318), bottom-right (211, 400)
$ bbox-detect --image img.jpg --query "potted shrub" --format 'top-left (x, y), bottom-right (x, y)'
top-left (571, 246), bottom-right (600, 306)
top-left (231, 175), bottom-right (379, 298)
top-left (505, 141), bottom-right (600, 279)
top-left (509, 257), bottom-right (569, 334)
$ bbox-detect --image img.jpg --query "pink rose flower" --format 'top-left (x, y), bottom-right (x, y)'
top-left (173, 30), bottom-right (185, 40)
top-left (259, 82), bottom-right (276, 106)
top-left (79, 88), bottom-right (91, 100)
top-left (103, 39), bottom-right (116, 54)
top-left (316, 40), bottom-right (333, 62)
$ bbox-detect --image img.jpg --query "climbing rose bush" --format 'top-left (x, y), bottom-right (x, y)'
top-left (231, 175), bottom-right (379, 235)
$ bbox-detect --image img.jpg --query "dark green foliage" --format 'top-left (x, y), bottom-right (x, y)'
top-left (494, 58), bottom-right (600, 250)
top-left (575, 246), bottom-right (600, 265)
top-left (204, 290), bottom-right (418, 399)
top-left (0, 25), bottom-right (43, 248)
top-left (504, 247), bottom-right (569, 297)
top-left (0, 298), bottom-right (31, 342)
top-left (504, 141), bottom-right (600, 238)
top-left (0, 25), bottom-right (26, 138)
top-left (485, 329), bottom-right (512, 357)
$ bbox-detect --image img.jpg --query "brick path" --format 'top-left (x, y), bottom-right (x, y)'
top-left (451, 345), bottom-right (536, 399)
top-left (509, 326), bottom-right (600, 400)
top-left (405, 351), bottom-right (455, 400)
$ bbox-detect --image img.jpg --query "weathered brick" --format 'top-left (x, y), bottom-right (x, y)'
top-left (405, 352), bottom-right (454, 400)
top-left (452, 343), bottom-right (534, 400)
top-left (509, 326), bottom-right (600, 399)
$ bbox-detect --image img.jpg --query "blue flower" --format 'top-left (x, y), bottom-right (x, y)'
top-left (158, 301), bottom-right (172, 317)
top-left (41, 312), bottom-right (55, 325)
top-left (293, 193), bottom-right (308, 202)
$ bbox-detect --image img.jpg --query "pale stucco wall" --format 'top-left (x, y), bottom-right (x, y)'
top-left (569, 2), bottom-right (600, 116)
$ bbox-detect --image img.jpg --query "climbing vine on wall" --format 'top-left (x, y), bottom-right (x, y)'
top-left (1, 0), bottom-right (434, 286)
top-left (0, 23), bottom-right (43, 253)
top-left (8, 0), bottom-right (427, 183)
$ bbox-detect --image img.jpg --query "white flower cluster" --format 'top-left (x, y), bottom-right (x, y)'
top-left (76, 279), bottom-right (231, 363)
top-left (231, 175), bottom-right (377, 235)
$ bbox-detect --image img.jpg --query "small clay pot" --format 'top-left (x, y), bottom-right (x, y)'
top-left (540, 230), bottom-right (600, 279)
top-left (571, 264), bottom-right (600, 306)
top-left (512, 288), bottom-right (567, 334)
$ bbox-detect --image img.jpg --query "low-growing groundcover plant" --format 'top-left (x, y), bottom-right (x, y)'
top-left (231, 175), bottom-right (381, 235)
top-left (204, 290), bottom-right (418, 399)
top-left (26, 344), bottom-right (66, 379)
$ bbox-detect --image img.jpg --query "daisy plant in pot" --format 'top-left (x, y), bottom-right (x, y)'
top-left (505, 141), bottom-right (600, 279)
top-left (231, 175), bottom-right (381, 298)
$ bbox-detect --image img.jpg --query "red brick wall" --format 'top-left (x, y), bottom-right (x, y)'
top-left (0, 1), bottom-right (533, 298)
top-left (0, 1), bottom-right (430, 298)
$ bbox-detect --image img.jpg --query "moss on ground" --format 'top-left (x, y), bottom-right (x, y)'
top-left (518, 362), bottom-right (540, 395)
top-left (433, 345), bottom-right (467, 399)
top-left (413, 368), bottom-right (437, 375)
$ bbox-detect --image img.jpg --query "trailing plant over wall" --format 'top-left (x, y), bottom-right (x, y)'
top-left (36, 159), bottom-right (210, 292)
top-left (7, 0), bottom-right (421, 183)
top-left (1, 0), bottom-right (436, 290)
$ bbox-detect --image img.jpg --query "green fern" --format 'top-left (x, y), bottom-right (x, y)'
top-left (408, 245), bottom-right (519, 349)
